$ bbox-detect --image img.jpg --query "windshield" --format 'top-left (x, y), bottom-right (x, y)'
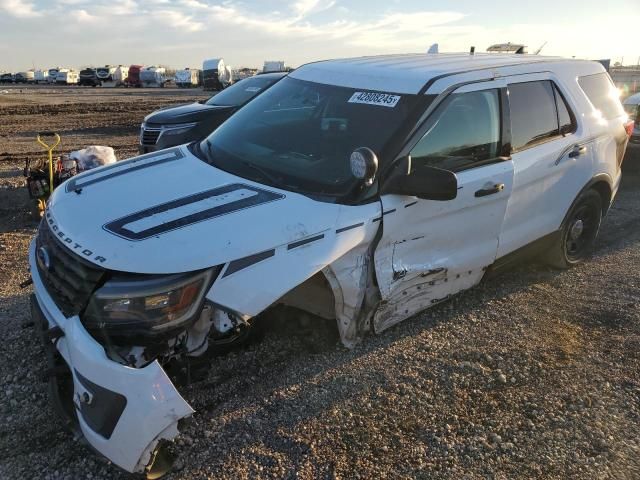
top-left (206, 76), bottom-right (280, 107)
top-left (199, 77), bottom-right (421, 196)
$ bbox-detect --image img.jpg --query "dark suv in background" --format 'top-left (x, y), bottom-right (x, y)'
top-left (139, 72), bottom-right (286, 153)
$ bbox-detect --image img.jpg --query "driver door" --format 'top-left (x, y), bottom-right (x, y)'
top-left (373, 80), bottom-right (514, 332)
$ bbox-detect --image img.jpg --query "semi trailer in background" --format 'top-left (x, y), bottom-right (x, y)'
top-left (202, 58), bottom-right (231, 91)
top-left (55, 69), bottom-right (79, 85)
top-left (47, 68), bottom-right (60, 83)
top-left (175, 68), bottom-right (200, 87)
top-left (140, 66), bottom-right (167, 87)
top-left (15, 71), bottom-right (35, 83)
top-left (112, 65), bottom-right (129, 86)
top-left (79, 68), bottom-right (100, 87)
top-left (96, 65), bottom-right (117, 82)
top-left (34, 70), bottom-right (49, 83)
top-left (263, 60), bottom-right (287, 72)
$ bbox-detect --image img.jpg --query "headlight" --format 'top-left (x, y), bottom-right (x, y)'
top-left (83, 269), bottom-right (215, 344)
top-left (161, 122), bottom-right (198, 137)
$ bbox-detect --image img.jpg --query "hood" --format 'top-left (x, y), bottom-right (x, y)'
top-left (46, 146), bottom-right (342, 274)
top-left (144, 102), bottom-right (234, 125)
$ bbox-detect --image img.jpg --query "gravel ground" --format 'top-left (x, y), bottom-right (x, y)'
top-left (0, 86), bottom-right (639, 479)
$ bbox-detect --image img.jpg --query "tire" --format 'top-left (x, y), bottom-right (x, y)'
top-left (545, 189), bottom-right (602, 269)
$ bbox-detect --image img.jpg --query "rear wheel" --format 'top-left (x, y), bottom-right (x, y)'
top-left (545, 189), bottom-right (602, 269)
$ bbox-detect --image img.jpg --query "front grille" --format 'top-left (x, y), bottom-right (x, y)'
top-left (140, 126), bottom-right (161, 145)
top-left (35, 221), bottom-right (106, 317)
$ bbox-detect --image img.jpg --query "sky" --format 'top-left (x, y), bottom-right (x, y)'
top-left (0, 0), bottom-right (638, 71)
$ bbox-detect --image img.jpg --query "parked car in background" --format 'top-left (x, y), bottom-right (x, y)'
top-left (79, 68), bottom-right (100, 87)
top-left (139, 72), bottom-right (286, 153)
top-left (126, 64), bottom-right (143, 87)
top-left (624, 93), bottom-right (640, 143)
top-left (0, 73), bottom-right (13, 83)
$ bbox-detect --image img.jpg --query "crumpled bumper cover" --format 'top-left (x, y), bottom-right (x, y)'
top-left (29, 240), bottom-right (194, 473)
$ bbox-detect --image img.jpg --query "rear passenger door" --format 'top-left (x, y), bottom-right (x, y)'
top-left (374, 81), bottom-right (513, 333)
top-left (496, 75), bottom-right (592, 258)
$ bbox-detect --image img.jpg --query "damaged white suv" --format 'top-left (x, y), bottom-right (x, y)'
top-left (29, 54), bottom-right (631, 476)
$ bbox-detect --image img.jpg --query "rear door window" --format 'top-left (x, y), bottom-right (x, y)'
top-left (410, 89), bottom-right (501, 172)
top-left (578, 73), bottom-right (625, 120)
top-left (508, 80), bottom-right (559, 151)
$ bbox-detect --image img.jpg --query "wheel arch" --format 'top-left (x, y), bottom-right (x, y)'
top-left (561, 173), bottom-right (613, 228)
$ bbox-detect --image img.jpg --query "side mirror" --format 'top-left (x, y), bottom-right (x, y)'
top-left (350, 147), bottom-right (378, 186)
top-left (382, 157), bottom-right (458, 201)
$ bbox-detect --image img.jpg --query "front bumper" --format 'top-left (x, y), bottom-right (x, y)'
top-left (28, 240), bottom-right (194, 474)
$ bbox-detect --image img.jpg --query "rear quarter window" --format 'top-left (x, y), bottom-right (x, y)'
top-left (578, 73), bottom-right (625, 120)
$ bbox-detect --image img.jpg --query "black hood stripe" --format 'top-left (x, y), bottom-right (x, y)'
top-left (65, 148), bottom-right (184, 192)
top-left (222, 249), bottom-right (275, 278)
top-left (104, 183), bottom-right (284, 241)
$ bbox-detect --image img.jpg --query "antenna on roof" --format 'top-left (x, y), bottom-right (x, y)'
top-left (427, 43), bottom-right (439, 54)
top-left (533, 41), bottom-right (547, 55)
top-left (470, 46), bottom-right (475, 55)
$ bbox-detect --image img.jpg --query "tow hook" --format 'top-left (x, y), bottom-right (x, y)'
top-left (19, 276), bottom-right (33, 288)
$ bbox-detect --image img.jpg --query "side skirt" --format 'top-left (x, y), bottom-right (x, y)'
top-left (485, 231), bottom-right (560, 278)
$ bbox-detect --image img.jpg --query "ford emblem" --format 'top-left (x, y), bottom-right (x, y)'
top-left (37, 246), bottom-right (52, 271)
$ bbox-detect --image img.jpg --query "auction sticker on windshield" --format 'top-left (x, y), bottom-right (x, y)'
top-left (348, 91), bottom-right (401, 108)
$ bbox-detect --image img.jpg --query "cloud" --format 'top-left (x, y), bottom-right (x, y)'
top-left (291, 0), bottom-right (336, 18)
top-left (70, 8), bottom-right (97, 23)
top-left (152, 9), bottom-right (204, 32)
top-left (0, 0), bottom-right (41, 18)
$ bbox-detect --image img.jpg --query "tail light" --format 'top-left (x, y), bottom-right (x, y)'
top-left (625, 120), bottom-right (634, 137)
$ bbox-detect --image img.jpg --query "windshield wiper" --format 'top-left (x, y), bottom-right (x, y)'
top-left (240, 161), bottom-right (282, 185)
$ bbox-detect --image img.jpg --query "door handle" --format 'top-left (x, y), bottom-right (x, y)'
top-left (568, 145), bottom-right (587, 158)
top-left (474, 183), bottom-right (505, 197)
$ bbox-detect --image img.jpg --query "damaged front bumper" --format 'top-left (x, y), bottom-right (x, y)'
top-left (28, 241), bottom-right (194, 474)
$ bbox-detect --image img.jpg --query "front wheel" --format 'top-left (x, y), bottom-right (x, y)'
top-left (545, 189), bottom-right (602, 269)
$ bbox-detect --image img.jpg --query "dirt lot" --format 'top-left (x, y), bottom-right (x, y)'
top-left (0, 85), bottom-right (639, 479)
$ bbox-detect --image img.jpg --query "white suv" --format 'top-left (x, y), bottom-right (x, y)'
top-left (29, 53), bottom-right (632, 476)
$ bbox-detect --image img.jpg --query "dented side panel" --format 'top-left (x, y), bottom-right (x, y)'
top-left (373, 160), bottom-right (514, 332)
top-left (208, 203), bottom-right (381, 347)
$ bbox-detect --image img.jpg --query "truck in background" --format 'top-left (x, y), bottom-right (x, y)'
top-left (126, 65), bottom-right (144, 87)
top-left (140, 66), bottom-right (167, 88)
top-left (175, 68), bottom-right (200, 87)
top-left (263, 60), bottom-right (287, 73)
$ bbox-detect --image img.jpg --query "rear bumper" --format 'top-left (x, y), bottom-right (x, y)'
top-left (28, 240), bottom-right (194, 473)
